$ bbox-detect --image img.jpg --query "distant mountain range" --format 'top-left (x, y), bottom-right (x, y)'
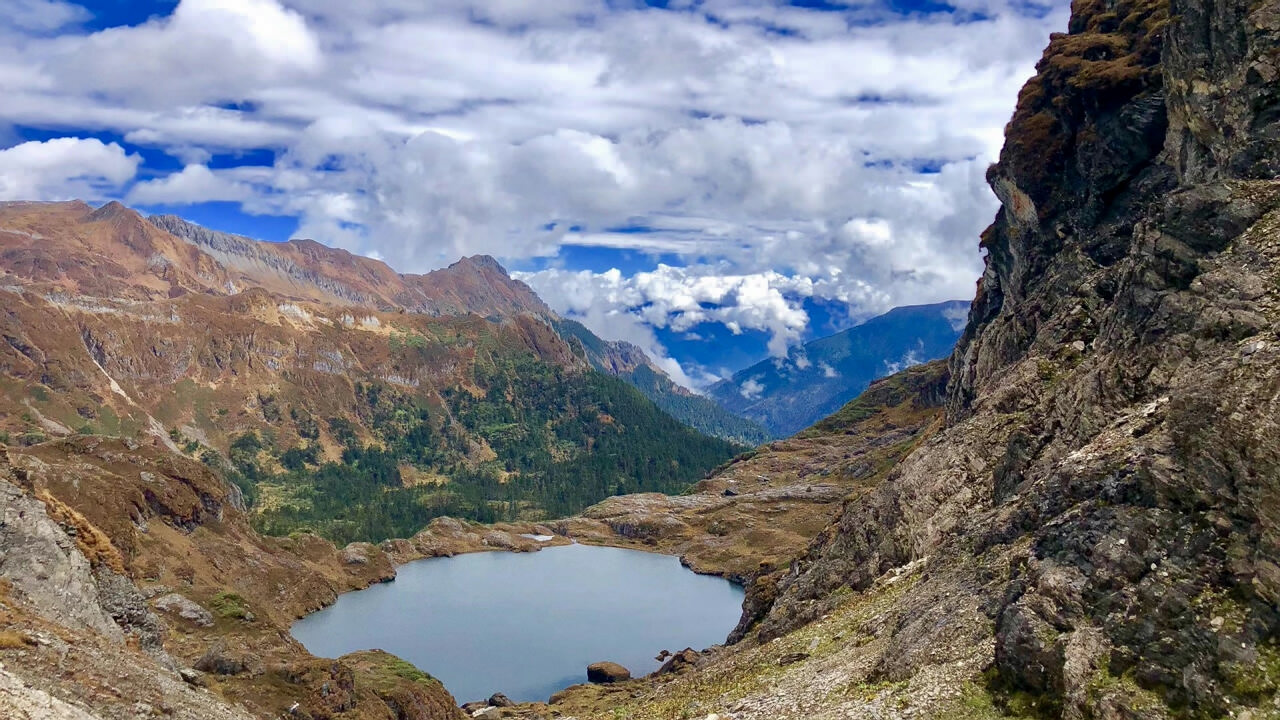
top-left (5, 199), bottom-right (965, 453)
top-left (552, 319), bottom-right (772, 446)
top-left (707, 301), bottom-right (968, 437)
top-left (0, 199), bottom-right (742, 543)
top-left (157, 211), bottom-right (769, 445)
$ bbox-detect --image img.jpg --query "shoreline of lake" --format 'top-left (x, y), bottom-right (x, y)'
top-left (290, 541), bottom-right (746, 704)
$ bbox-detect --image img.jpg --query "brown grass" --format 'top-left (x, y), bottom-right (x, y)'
top-left (35, 489), bottom-right (126, 574)
top-left (0, 630), bottom-right (36, 649)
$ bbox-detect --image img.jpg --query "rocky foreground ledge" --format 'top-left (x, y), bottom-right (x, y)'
top-left (0, 434), bottom-right (586, 720)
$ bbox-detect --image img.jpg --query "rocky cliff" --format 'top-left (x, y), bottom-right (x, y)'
top-left (0, 440), bottom-right (469, 720)
top-left (541, 0), bottom-right (1280, 717)
top-left (743, 0), bottom-right (1280, 714)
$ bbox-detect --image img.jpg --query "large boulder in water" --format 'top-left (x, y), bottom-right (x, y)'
top-left (586, 661), bottom-right (631, 683)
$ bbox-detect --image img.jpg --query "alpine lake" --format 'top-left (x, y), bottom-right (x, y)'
top-left (291, 542), bottom-right (745, 703)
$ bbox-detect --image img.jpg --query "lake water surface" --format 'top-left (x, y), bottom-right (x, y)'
top-left (291, 543), bottom-right (744, 703)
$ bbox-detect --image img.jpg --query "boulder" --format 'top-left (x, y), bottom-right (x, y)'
top-left (154, 593), bottom-right (214, 627)
top-left (488, 693), bottom-right (515, 708)
top-left (194, 642), bottom-right (256, 676)
top-left (586, 661), bottom-right (630, 683)
top-left (776, 652), bottom-right (809, 666)
top-left (481, 531), bottom-right (516, 549)
top-left (656, 648), bottom-right (700, 675)
top-left (340, 542), bottom-right (376, 565)
top-left (178, 668), bottom-right (205, 687)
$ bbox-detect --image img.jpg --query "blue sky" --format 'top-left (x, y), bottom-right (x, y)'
top-left (0, 0), bottom-right (1068, 385)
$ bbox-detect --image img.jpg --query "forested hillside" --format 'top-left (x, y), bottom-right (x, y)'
top-left (0, 200), bottom-right (741, 545)
top-left (555, 318), bottom-right (771, 444)
top-left (241, 351), bottom-right (741, 544)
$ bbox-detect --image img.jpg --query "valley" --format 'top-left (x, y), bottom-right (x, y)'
top-left (0, 200), bottom-right (741, 544)
top-left (3, 0), bottom-right (1280, 718)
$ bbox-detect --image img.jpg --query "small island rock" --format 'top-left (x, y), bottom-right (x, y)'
top-left (586, 661), bottom-right (631, 683)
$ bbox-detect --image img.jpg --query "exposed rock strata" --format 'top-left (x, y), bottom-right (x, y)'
top-left (538, 0), bottom-right (1280, 717)
top-left (738, 0), bottom-right (1280, 715)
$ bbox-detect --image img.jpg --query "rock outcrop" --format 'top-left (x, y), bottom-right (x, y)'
top-left (0, 464), bottom-right (123, 641)
top-left (153, 593), bottom-right (214, 627)
top-left (740, 0), bottom-right (1280, 715)
top-left (542, 0), bottom-right (1280, 717)
top-left (586, 662), bottom-right (631, 683)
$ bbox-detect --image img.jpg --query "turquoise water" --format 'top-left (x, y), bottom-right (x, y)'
top-left (290, 543), bottom-right (745, 703)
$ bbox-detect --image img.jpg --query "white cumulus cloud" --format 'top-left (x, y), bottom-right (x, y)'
top-left (128, 164), bottom-right (254, 205)
top-left (739, 377), bottom-right (765, 400)
top-left (0, 137), bottom-right (140, 201)
top-left (0, 0), bottom-right (1070, 369)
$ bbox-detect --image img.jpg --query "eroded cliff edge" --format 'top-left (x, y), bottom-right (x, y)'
top-left (549, 0), bottom-right (1280, 717)
top-left (756, 0), bottom-right (1280, 713)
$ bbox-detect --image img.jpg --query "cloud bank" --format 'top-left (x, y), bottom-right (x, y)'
top-left (0, 0), bottom-right (1070, 382)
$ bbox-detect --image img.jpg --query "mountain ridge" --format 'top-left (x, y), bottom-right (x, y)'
top-left (708, 300), bottom-right (967, 436)
top-left (0, 199), bottom-right (742, 543)
top-left (147, 212), bottom-right (552, 318)
top-left (149, 210), bottom-right (766, 443)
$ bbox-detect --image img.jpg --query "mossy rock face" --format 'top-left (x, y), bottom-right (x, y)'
top-left (341, 650), bottom-right (464, 720)
top-left (716, 0), bottom-right (1280, 716)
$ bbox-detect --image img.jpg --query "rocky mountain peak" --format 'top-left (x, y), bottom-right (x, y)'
top-left (449, 254), bottom-right (508, 276)
top-left (86, 200), bottom-right (134, 223)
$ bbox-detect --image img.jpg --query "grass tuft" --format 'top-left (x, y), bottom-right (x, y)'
top-left (209, 591), bottom-right (252, 620)
top-left (35, 489), bottom-right (125, 574)
top-left (0, 630), bottom-right (36, 649)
